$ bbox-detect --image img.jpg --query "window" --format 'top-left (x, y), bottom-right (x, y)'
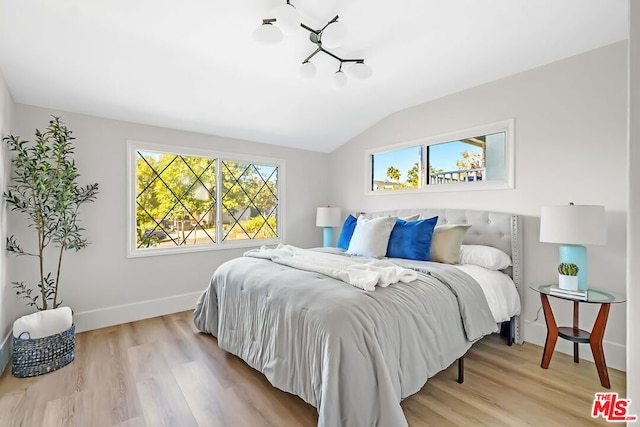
top-left (366, 120), bottom-right (514, 194)
top-left (128, 141), bottom-right (283, 257)
top-left (371, 145), bottom-right (422, 191)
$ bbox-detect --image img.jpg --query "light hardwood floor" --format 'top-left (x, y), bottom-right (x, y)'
top-left (0, 311), bottom-right (626, 426)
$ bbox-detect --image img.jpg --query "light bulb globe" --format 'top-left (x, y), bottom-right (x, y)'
top-left (299, 62), bottom-right (317, 79)
top-left (349, 62), bottom-right (372, 79)
top-left (321, 20), bottom-right (347, 48)
top-left (333, 70), bottom-right (348, 88)
top-left (252, 23), bottom-right (283, 44)
top-left (274, 3), bottom-right (299, 33)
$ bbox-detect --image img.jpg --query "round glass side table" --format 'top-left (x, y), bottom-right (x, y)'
top-left (529, 284), bottom-right (626, 389)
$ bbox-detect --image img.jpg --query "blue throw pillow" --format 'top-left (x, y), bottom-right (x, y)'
top-left (336, 215), bottom-right (358, 250)
top-left (386, 216), bottom-right (438, 261)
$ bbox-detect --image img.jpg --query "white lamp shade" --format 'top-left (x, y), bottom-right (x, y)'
top-left (349, 62), bottom-right (372, 79)
top-left (274, 3), bottom-right (299, 33)
top-left (540, 204), bottom-right (606, 245)
top-left (252, 23), bottom-right (283, 44)
top-left (333, 70), bottom-right (347, 87)
top-left (299, 61), bottom-right (317, 79)
top-left (321, 20), bottom-right (347, 48)
top-left (316, 207), bottom-right (342, 227)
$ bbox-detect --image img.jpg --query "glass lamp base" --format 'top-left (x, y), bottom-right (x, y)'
top-left (322, 227), bottom-right (334, 247)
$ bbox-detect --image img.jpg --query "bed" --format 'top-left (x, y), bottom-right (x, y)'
top-left (193, 208), bottom-right (523, 427)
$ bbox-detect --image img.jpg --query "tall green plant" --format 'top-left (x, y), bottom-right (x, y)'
top-left (3, 117), bottom-right (99, 310)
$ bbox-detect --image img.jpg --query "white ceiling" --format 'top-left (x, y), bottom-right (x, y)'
top-left (0, 0), bottom-right (628, 153)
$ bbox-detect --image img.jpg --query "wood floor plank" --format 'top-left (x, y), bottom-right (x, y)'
top-left (41, 389), bottom-right (111, 427)
top-left (0, 310), bottom-right (627, 427)
top-left (128, 342), bottom-right (171, 382)
top-left (113, 415), bottom-right (146, 427)
top-left (0, 390), bottom-right (27, 426)
top-left (136, 373), bottom-right (198, 427)
top-left (172, 360), bottom-right (268, 427)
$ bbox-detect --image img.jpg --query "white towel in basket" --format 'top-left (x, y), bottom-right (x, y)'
top-left (13, 306), bottom-right (73, 339)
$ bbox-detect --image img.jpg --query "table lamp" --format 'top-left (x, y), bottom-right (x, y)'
top-left (316, 207), bottom-right (342, 247)
top-left (539, 203), bottom-right (606, 291)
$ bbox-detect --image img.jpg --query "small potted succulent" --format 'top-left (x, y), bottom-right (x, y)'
top-left (558, 262), bottom-right (579, 291)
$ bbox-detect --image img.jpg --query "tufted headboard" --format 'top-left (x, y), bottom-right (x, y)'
top-left (363, 208), bottom-right (524, 344)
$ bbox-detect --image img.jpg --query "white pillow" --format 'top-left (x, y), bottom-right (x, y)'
top-left (460, 245), bottom-right (512, 270)
top-left (347, 215), bottom-right (397, 258)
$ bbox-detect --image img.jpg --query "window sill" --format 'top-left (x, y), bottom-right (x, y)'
top-left (126, 237), bottom-right (283, 258)
top-left (365, 179), bottom-right (514, 196)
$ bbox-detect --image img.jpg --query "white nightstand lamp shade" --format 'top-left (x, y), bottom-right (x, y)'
top-left (540, 203), bottom-right (606, 291)
top-left (316, 207), bottom-right (342, 247)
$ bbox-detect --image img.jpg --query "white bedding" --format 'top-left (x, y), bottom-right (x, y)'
top-left (453, 264), bottom-right (521, 323)
top-left (244, 244), bottom-right (418, 291)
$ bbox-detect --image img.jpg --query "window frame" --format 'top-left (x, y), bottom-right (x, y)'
top-left (127, 140), bottom-right (285, 258)
top-left (365, 119), bottom-right (515, 195)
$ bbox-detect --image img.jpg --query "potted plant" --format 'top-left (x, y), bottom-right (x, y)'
top-left (557, 262), bottom-right (579, 291)
top-left (4, 116), bottom-right (99, 376)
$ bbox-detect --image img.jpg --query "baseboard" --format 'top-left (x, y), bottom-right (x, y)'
top-left (524, 321), bottom-right (626, 372)
top-left (0, 331), bottom-right (11, 375)
top-left (73, 291), bottom-right (202, 333)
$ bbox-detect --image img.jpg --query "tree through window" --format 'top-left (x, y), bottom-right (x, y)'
top-left (136, 151), bottom-right (217, 248)
top-left (221, 161), bottom-right (278, 241)
top-left (129, 142), bottom-right (282, 256)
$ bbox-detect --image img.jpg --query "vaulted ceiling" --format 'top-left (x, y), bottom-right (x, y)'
top-left (0, 0), bottom-right (628, 152)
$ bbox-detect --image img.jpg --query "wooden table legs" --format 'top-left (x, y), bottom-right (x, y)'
top-left (540, 294), bottom-right (558, 369)
top-left (573, 301), bottom-right (580, 363)
top-left (538, 293), bottom-right (612, 389)
top-left (590, 303), bottom-right (611, 388)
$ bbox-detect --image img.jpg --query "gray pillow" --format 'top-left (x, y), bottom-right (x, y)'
top-left (430, 224), bottom-right (472, 264)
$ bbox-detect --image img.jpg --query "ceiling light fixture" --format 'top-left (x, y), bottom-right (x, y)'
top-left (253, 2), bottom-right (372, 85)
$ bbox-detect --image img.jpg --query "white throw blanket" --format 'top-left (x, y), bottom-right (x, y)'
top-left (244, 244), bottom-right (418, 291)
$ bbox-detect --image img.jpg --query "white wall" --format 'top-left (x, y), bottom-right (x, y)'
top-left (329, 42), bottom-right (629, 370)
top-left (628, 0), bottom-right (639, 414)
top-left (7, 105), bottom-right (330, 332)
top-left (0, 70), bottom-right (15, 372)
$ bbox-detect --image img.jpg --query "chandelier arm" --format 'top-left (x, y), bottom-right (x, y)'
top-left (300, 23), bottom-right (319, 35)
top-left (319, 15), bottom-right (340, 33)
top-left (319, 47), bottom-right (344, 63)
top-left (319, 48), bottom-right (363, 65)
top-left (302, 47), bottom-right (322, 64)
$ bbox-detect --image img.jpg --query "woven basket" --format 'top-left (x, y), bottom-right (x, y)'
top-left (12, 324), bottom-right (75, 378)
